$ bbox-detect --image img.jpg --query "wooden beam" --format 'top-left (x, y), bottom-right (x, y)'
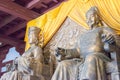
top-left (0, 50), bottom-right (9, 61)
top-left (16, 31), bottom-right (25, 39)
top-left (0, 45), bottom-right (11, 52)
top-left (53, 0), bottom-right (58, 3)
top-left (0, 0), bottom-right (42, 29)
top-left (0, 43), bottom-right (7, 48)
top-left (26, 0), bottom-right (49, 9)
top-left (41, 1), bottom-right (65, 14)
top-left (5, 22), bottom-right (26, 35)
top-left (0, 16), bottom-right (17, 28)
top-left (41, 3), bottom-right (48, 8)
top-left (26, 0), bottom-right (41, 9)
top-left (0, 34), bottom-right (25, 48)
top-left (0, 0), bottom-right (40, 21)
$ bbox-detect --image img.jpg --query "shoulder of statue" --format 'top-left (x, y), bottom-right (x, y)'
top-left (103, 26), bottom-right (116, 34)
top-left (103, 26), bottom-right (113, 31)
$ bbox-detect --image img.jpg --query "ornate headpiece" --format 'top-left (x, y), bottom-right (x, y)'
top-left (86, 6), bottom-right (98, 18)
top-left (28, 26), bottom-right (41, 35)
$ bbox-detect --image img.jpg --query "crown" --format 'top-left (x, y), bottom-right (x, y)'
top-left (86, 6), bottom-right (98, 17)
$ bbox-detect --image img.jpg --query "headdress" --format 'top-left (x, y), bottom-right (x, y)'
top-left (86, 6), bottom-right (103, 27)
top-left (86, 6), bottom-right (98, 18)
top-left (28, 26), bottom-right (41, 35)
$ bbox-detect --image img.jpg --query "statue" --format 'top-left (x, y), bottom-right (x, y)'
top-left (51, 6), bottom-right (117, 80)
top-left (14, 27), bottom-right (45, 80)
top-left (0, 27), bottom-right (45, 80)
top-left (0, 63), bottom-right (13, 80)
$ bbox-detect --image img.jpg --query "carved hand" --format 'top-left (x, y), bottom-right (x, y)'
top-left (55, 47), bottom-right (66, 61)
top-left (102, 33), bottom-right (116, 52)
top-left (102, 33), bottom-right (115, 44)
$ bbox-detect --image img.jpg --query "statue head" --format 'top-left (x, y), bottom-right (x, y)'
top-left (5, 63), bottom-right (12, 72)
top-left (28, 27), bottom-right (41, 45)
top-left (86, 6), bottom-right (101, 29)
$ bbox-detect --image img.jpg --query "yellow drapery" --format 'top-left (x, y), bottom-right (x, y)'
top-left (25, 0), bottom-right (120, 50)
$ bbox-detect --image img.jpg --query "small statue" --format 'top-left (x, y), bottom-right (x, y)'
top-left (0, 27), bottom-right (45, 80)
top-left (51, 6), bottom-right (117, 80)
top-left (6, 63), bottom-right (12, 72)
top-left (0, 63), bottom-right (12, 80)
top-left (15, 27), bottom-right (45, 79)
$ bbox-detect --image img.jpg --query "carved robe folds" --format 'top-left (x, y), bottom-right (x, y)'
top-left (51, 27), bottom-right (114, 80)
top-left (16, 46), bottom-right (44, 77)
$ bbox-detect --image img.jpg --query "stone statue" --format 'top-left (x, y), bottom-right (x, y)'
top-left (0, 27), bottom-right (45, 80)
top-left (14, 27), bottom-right (45, 80)
top-left (51, 6), bottom-right (117, 80)
top-left (0, 63), bottom-right (12, 80)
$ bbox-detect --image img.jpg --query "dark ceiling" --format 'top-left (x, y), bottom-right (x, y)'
top-left (0, 0), bottom-right (66, 74)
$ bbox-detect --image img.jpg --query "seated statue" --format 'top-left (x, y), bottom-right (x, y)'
top-left (0, 27), bottom-right (45, 80)
top-left (14, 27), bottom-right (45, 80)
top-left (51, 6), bottom-right (118, 80)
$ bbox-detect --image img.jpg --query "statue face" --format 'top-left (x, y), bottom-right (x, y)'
top-left (86, 13), bottom-right (99, 29)
top-left (28, 33), bottom-right (38, 44)
top-left (6, 64), bottom-right (11, 71)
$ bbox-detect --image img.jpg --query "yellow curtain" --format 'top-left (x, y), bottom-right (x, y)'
top-left (25, 0), bottom-right (120, 50)
top-left (25, 0), bottom-right (77, 50)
